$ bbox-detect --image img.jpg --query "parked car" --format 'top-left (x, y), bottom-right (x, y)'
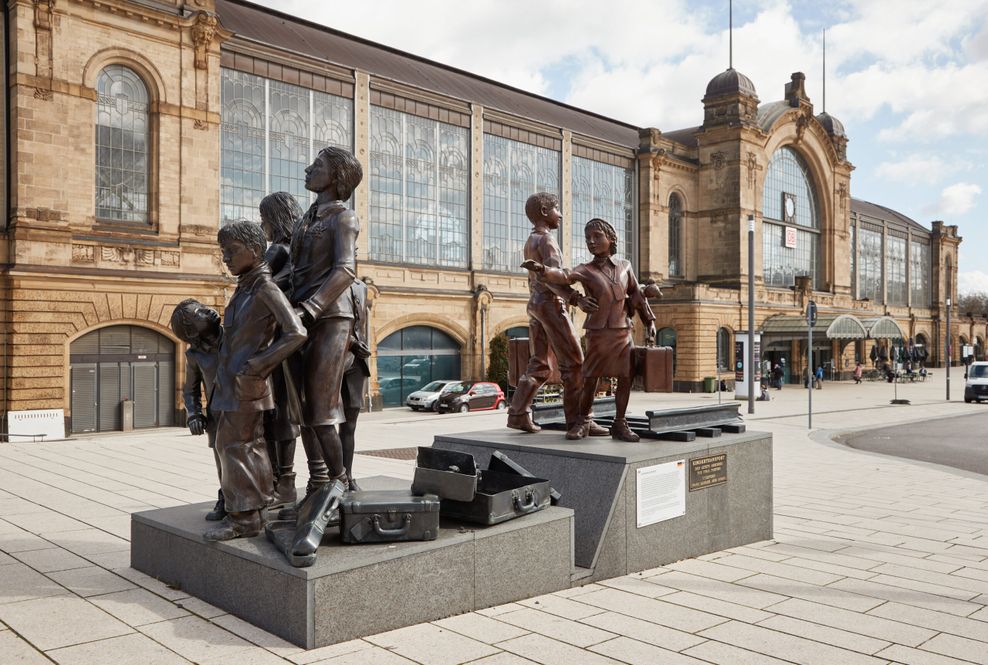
top-left (379, 376), bottom-right (420, 406)
top-left (405, 380), bottom-right (458, 412)
top-left (436, 381), bottom-right (506, 413)
top-left (964, 361), bottom-right (988, 403)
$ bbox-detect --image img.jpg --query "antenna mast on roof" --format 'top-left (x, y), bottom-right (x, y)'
top-left (729, 0), bottom-right (733, 70)
top-left (822, 28), bottom-right (827, 112)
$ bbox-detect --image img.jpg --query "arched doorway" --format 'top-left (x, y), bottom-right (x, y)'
top-left (505, 326), bottom-right (529, 339)
top-left (69, 325), bottom-right (176, 434)
top-left (377, 325), bottom-right (462, 407)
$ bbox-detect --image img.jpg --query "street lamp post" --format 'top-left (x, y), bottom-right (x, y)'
top-left (747, 214), bottom-right (755, 415)
top-left (946, 297), bottom-right (951, 401)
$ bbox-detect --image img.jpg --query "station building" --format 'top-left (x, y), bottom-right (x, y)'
top-left (0, 0), bottom-right (978, 435)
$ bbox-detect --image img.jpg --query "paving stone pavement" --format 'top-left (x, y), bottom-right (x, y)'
top-left (1, 376), bottom-right (987, 664)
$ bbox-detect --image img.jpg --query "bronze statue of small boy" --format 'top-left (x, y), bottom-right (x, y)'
top-left (170, 299), bottom-right (225, 521)
top-left (507, 192), bottom-right (601, 438)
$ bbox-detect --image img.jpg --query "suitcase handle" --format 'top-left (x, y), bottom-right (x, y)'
top-left (372, 513), bottom-right (412, 537)
top-left (512, 491), bottom-right (539, 514)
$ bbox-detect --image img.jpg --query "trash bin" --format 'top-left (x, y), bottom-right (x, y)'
top-left (703, 377), bottom-right (716, 393)
top-left (121, 399), bottom-right (134, 431)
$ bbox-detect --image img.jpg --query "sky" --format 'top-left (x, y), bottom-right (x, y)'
top-left (253, 0), bottom-right (988, 294)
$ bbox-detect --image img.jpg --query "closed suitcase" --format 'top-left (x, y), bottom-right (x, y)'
top-left (440, 470), bottom-right (551, 526)
top-left (340, 490), bottom-right (440, 544)
top-left (635, 346), bottom-right (674, 392)
top-left (411, 447), bottom-right (478, 502)
top-left (508, 337), bottom-right (562, 387)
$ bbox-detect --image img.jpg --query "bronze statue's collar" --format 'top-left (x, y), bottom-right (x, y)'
top-left (315, 199), bottom-right (347, 219)
top-left (236, 262), bottom-right (272, 292)
top-left (590, 255), bottom-right (617, 268)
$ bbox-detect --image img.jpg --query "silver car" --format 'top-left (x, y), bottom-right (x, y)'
top-left (405, 380), bottom-right (458, 412)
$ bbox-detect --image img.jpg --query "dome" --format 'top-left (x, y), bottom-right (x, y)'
top-left (704, 68), bottom-right (757, 98)
top-left (816, 112), bottom-right (845, 138)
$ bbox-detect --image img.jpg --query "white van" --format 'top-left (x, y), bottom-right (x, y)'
top-left (963, 361), bottom-right (988, 403)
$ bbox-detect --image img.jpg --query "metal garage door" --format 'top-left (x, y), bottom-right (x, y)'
top-left (69, 326), bottom-right (176, 434)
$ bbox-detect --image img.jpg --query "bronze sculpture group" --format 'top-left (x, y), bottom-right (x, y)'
top-left (175, 148), bottom-right (655, 555)
top-left (174, 146), bottom-right (368, 544)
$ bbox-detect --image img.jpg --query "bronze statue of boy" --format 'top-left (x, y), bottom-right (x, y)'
top-left (523, 218), bottom-right (656, 441)
top-left (170, 299), bottom-right (225, 521)
top-left (205, 220), bottom-right (307, 541)
top-left (507, 192), bottom-right (602, 439)
top-left (287, 147), bottom-right (362, 499)
top-left (259, 192), bottom-right (308, 507)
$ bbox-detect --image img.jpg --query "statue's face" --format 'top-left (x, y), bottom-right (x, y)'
top-left (221, 238), bottom-right (256, 276)
top-left (259, 211), bottom-right (274, 242)
top-left (185, 306), bottom-right (220, 352)
top-left (585, 228), bottom-right (611, 257)
top-left (304, 154), bottom-right (332, 193)
top-left (542, 204), bottom-right (562, 230)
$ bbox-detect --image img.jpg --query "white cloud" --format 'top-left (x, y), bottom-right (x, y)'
top-left (255, 0), bottom-right (988, 141)
top-left (928, 182), bottom-right (982, 216)
top-left (958, 270), bottom-right (988, 295)
top-left (875, 153), bottom-right (972, 185)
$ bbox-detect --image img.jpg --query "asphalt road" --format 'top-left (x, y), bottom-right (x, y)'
top-left (838, 410), bottom-right (988, 476)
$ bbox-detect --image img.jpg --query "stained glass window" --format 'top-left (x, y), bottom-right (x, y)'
top-left (910, 238), bottom-right (930, 306)
top-left (368, 106), bottom-right (469, 267)
top-left (482, 135), bottom-right (560, 272)
top-left (95, 65), bottom-right (149, 223)
top-left (761, 147), bottom-right (821, 288)
top-left (220, 68), bottom-right (353, 225)
top-left (571, 156), bottom-right (634, 266)
top-left (886, 232), bottom-right (907, 306)
top-left (668, 194), bottom-right (683, 276)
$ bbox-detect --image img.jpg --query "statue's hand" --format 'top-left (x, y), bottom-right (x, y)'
top-left (520, 260), bottom-right (543, 273)
top-left (642, 281), bottom-right (662, 299)
top-left (187, 415), bottom-right (206, 436)
top-left (293, 305), bottom-right (311, 326)
top-left (576, 295), bottom-right (598, 314)
top-left (645, 322), bottom-right (657, 348)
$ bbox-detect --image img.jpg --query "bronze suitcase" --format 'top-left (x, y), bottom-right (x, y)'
top-left (635, 346), bottom-right (674, 392)
top-left (340, 490), bottom-right (440, 544)
top-left (508, 337), bottom-right (561, 387)
top-left (440, 470), bottom-right (551, 526)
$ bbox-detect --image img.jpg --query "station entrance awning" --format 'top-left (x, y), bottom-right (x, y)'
top-left (860, 316), bottom-right (907, 340)
top-left (761, 313), bottom-right (868, 340)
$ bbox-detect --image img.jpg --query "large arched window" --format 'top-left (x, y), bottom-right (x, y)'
top-left (668, 193), bottom-right (683, 277)
top-left (762, 147), bottom-right (820, 288)
top-left (96, 65), bottom-right (150, 223)
top-left (377, 326), bottom-right (462, 407)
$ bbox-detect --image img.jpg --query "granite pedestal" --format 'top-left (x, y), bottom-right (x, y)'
top-left (131, 477), bottom-right (574, 649)
top-left (433, 428), bottom-right (773, 582)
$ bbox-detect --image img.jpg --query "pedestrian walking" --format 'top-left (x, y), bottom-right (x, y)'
top-left (853, 361), bottom-right (863, 384)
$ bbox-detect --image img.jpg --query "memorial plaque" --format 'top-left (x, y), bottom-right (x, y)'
top-left (636, 460), bottom-right (685, 528)
top-left (689, 453), bottom-right (727, 491)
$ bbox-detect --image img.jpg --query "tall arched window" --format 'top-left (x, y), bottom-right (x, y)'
top-left (762, 147), bottom-right (820, 288)
top-left (96, 65), bottom-right (150, 223)
top-left (668, 193), bottom-right (683, 277)
top-left (716, 327), bottom-right (732, 371)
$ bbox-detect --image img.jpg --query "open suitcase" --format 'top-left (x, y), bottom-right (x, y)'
top-left (340, 490), bottom-right (440, 544)
top-left (411, 447), bottom-right (478, 502)
top-left (440, 469), bottom-right (551, 526)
